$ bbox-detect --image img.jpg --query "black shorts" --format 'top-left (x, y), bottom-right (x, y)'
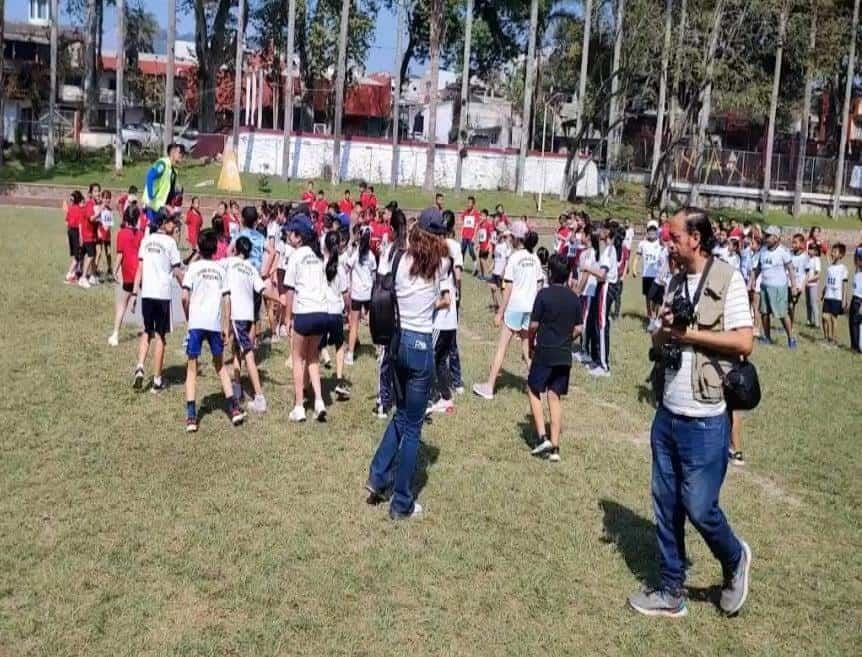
top-left (527, 362), bottom-right (572, 397)
top-left (82, 241), bottom-right (97, 258)
top-left (141, 298), bottom-right (171, 337)
top-left (823, 299), bottom-right (844, 316)
top-left (479, 249), bottom-right (491, 259)
top-left (648, 282), bottom-right (666, 306)
top-left (642, 276), bottom-right (656, 297)
top-left (253, 291), bottom-right (262, 321)
top-left (489, 274), bottom-right (503, 288)
top-left (319, 313), bottom-right (345, 349)
top-left (350, 299), bottom-right (371, 313)
top-left (122, 281), bottom-right (134, 293)
top-left (67, 228), bottom-right (81, 257)
top-left (231, 320), bottom-right (254, 353)
top-left (293, 312), bottom-right (328, 336)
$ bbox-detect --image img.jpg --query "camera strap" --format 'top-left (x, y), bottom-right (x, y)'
top-left (684, 256), bottom-right (715, 312)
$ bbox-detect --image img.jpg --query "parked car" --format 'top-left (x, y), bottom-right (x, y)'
top-left (122, 123), bottom-right (197, 155)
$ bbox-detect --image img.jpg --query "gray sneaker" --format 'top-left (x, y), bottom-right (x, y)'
top-left (251, 394), bottom-right (267, 414)
top-left (628, 588), bottom-right (688, 618)
top-left (720, 539), bottom-right (752, 615)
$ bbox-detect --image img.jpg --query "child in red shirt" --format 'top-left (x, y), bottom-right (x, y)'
top-left (460, 195), bottom-right (481, 273)
top-left (78, 182), bottom-right (102, 288)
top-left (185, 196), bottom-right (204, 264)
top-left (339, 190), bottom-right (354, 215)
top-left (63, 190), bottom-right (85, 283)
top-left (476, 209), bottom-right (495, 279)
top-left (96, 189), bottom-right (115, 281)
top-left (301, 181), bottom-right (316, 205)
top-left (108, 204), bottom-right (145, 346)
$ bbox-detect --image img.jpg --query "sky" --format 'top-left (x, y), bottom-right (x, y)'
top-left (5, 0), bottom-right (404, 74)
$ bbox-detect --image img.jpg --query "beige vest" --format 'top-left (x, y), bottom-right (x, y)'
top-left (666, 259), bottom-right (736, 404)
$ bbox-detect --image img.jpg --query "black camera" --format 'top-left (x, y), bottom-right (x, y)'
top-left (649, 343), bottom-right (683, 371)
top-left (669, 292), bottom-right (695, 328)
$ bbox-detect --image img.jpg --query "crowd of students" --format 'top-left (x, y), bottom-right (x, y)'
top-left (60, 180), bottom-right (862, 514)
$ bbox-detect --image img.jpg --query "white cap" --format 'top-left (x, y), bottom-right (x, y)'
top-left (647, 220), bottom-right (659, 230)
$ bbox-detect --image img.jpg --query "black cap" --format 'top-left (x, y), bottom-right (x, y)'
top-left (418, 208), bottom-right (446, 235)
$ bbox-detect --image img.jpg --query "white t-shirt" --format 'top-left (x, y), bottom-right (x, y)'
top-left (824, 263), bottom-right (849, 301)
top-left (267, 220), bottom-right (282, 242)
top-left (790, 252), bottom-right (809, 289)
top-left (324, 261), bottom-right (348, 315)
top-left (138, 232), bottom-right (181, 300)
top-left (347, 250), bottom-right (378, 301)
top-left (711, 244), bottom-right (730, 263)
top-left (183, 259), bottom-right (228, 332)
top-left (724, 252), bottom-right (741, 272)
top-left (755, 245), bottom-right (791, 288)
top-left (598, 243), bottom-right (619, 285)
top-left (854, 271), bottom-right (862, 298)
top-left (637, 239), bottom-right (663, 278)
top-left (503, 248), bottom-right (543, 313)
top-left (225, 256), bottom-right (266, 321)
top-left (805, 256), bottom-right (821, 286)
top-left (434, 239), bottom-right (464, 331)
top-left (493, 240), bottom-right (512, 277)
top-left (623, 227), bottom-right (635, 250)
top-left (393, 254), bottom-right (448, 333)
top-left (656, 248), bottom-right (673, 286)
top-left (663, 269), bottom-right (753, 417)
top-left (579, 247), bottom-right (597, 297)
top-left (283, 245), bottom-right (329, 314)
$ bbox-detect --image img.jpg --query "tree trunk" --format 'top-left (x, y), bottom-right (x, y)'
top-left (0, 0), bottom-right (5, 166)
top-left (45, 0), bottom-right (58, 169)
top-left (281, 0), bottom-right (297, 181)
top-left (832, 0), bottom-right (860, 217)
top-left (332, 0), bottom-right (350, 185)
top-left (115, 0), bottom-right (124, 170)
top-left (760, 0), bottom-right (789, 211)
top-left (688, 0), bottom-right (723, 206)
top-left (391, 0), bottom-right (405, 186)
top-left (232, 0), bottom-right (245, 149)
top-left (560, 0), bottom-right (592, 200)
top-left (424, 0), bottom-right (444, 192)
top-left (793, 9), bottom-right (817, 217)
top-left (164, 0), bottom-right (176, 148)
top-left (667, 0), bottom-right (688, 136)
top-left (650, 0), bottom-right (673, 187)
top-left (83, 0), bottom-right (100, 128)
top-left (516, 0), bottom-right (539, 195)
top-left (454, 0), bottom-right (474, 192)
top-left (606, 0), bottom-right (625, 172)
top-left (193, 0), bottom-right (232, 133)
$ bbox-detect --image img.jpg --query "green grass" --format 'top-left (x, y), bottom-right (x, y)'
top-left (1, 207), bottom-right (861, 657)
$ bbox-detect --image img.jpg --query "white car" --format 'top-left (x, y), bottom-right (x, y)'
top-left (122, 123), bottom-right (197, 154)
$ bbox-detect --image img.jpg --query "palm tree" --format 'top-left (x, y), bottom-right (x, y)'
top-left (793, 6), bottom-right (817, 217)
top-left (281, 0), bottom-right (297, 181)
top-left (424, 0), bottom-right (444, 192)
top-left (332, 0), bottom-right (351, 185)
top-left (164, 0), bottom-right (176, 148)
top-left (760, 0), bottom-right (790, 211)
top-left (232, 0), bottom-right (245, 150)
top-left (832, 0), bottom-right (860, 216)
top-left (455, 0), bottom-right (474, 192)
top-left (115, 0), bottom-right (125, 171)
top-left (516, 0), bottom-right (539, 195)
top-left (45, 0), bottom-right (58, 170)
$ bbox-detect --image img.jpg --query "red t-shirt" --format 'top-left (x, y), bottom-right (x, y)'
top-left (115, 226), bottom-right (142, 284)
top-left (80, 199), bottom-right (98, 242)
top-left (555, 226), bottom-right (572, 253)
top-left (118, 194), bottom-right (129, 214)
top-left (186, 208), bottom-right (203, 247)
top-left (460, 209), bottom-right (480, 241)
top-left (369, 220), bottom-right (393, 255)
top-left (477, 219), bottom-right (494, 251)
top-left (729, 226), bottom-right (743, 239)
top-left (65, 204), bottom-right (82, 229)
top-left (660, 222), bottom-right (671, 243)
top-left (339, 199), bottom-right (354, 215)
top-left (224, 213), bottom-right (240, 239)
top-left (301, 191), bottom-right (316, 205)
top-left (97, 208), bottom-right (112, 242)
top-left (359, 191), bottom-right (378, 210)
top-left (497, 212), bottom-right (510, 226)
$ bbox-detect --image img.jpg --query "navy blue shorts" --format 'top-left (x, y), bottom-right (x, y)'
top-left (187, 328), bottom-right (224, 358)
top-left (231, 320), bottom-right (254, 353)
top-left (823, 298), bottom-right (844, 316)
top-left (293, 312), bottom-right (329, 336)
top-left (319, 313), bottom-right (345, 348)
top-left (527, 362), bottom-right (572, 397)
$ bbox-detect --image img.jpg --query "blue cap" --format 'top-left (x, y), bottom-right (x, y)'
top-left (286, 214), bottom-right (315, 237)
top-left (418, 207), bottom-right (446, 235)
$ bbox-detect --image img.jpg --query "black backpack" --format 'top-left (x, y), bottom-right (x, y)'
top-left (369, 249), bottom-right (404, 346)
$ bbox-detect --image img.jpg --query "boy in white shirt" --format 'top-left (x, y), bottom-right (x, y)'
top-left (804, 241), bottom-right (821, 328)
top-left (489, 223), bottom-right (512, 312)
top-left (751, 225), bottom-right (798, 348)
top-left (821, 243), bottom-right (849, 347)
top-left (580, 222), bottom-right (618, 376)
top-left (850, 247), bottom-right (862, 353)
top-left (789, 233), bottom-right (809, 326)
top-left (181, 229), bottom-right (244, 431)
top-left (132, 209), bottom-right (183, 392)
top-left (226, 236), bottom-right (268, 414)
top-left (632, 220), bottom-right (664, 330)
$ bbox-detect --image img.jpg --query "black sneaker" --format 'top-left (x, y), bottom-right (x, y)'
top-left (530, 438), bottom-right (553, 457)
top-left (729, 451), bottom-right (745, 466)
top-left (133, 366), bottom-right (145, 390)
top-left (364, 481), bottom-right (390, 505)
top-left (230, 407), bottom-right (246, 426)
top-left (150, 379), bottom-right (167, 393)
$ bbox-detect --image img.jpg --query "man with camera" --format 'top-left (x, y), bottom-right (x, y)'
top-left (629, 208), bottom-right (754, 618)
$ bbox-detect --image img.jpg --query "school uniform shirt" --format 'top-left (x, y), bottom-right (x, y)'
top-left (554, 226), bottom-right (572, 254)
top-left (347, 250), bottom-right (378, 302)
top-left (339, 199), bottom-right (354, 215)
top-left (80, 200), bottom-right (99, 242)
top-left (138, 232), bottom-right (182, 300)
top-left (234, 227), bottom-right (266, 272)
top-left (392, 254), bottom-right (448, 334)
top-left (854, 271), bottom-right (862, 298)
top-left (655, 248), bottom-right (673, 287)
top-left (66, 204), bottom-right (83, 230)
top-left (301, 190), bottom-right (316, 205)
top-left (504, 248), bottom-right (544, 313)
top-left (324, 262), bottom-right (349, 315)
top-left (98, 207), bottom-right (114, 241)
top-left (369, 220), bottom-right (393, 255)
top-left (434, 240), bottom-right (464, 331)
top-left (266, 220), bottom-right (282, 243)
top-left (477, 220), bottom-right (494, 252)
top-left (740, 247), bottom-right (754, 283)
top-left (663, 269), bottom-right (752, 418)
top-left (790, 252), bottom-right (810, 289)
top-left (755, 245), bottom-right (791, 288)
top-left (824, 263), bottom-right (849, 301)
top-left (225, 256), bottom-right (266, 321)
top-left (492, 240), bottom-right (512, 277)
top-left (806, 256), bottom-right (821, 286)
top-left (599, 244), bottom-right (619, 285)
top-left (460, 210), bottom-right (480, 241)
top-left (283, 245), bottom-right (329, 315)
top-left (637, 238), bottom-right (663, 278)
top-left (579, 248), bottom-right (598, 297)
top-left (313, 199), bottom-right (329, 218)
top-left (183, 259), bottom-right (229, 332)
top-left (531, 284), bottom-right (583, 367)
top-left (622, 227), bottom-right (635, 251)
top-left (116, 226), bottom-right (142, 284)
top-left (711, 244), bottom-right (730, 262)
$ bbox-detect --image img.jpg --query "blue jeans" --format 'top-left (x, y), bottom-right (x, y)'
top-left (651, 405), bottom-right (742, 593)
top-left (368, 330), bottom-right (434, 516)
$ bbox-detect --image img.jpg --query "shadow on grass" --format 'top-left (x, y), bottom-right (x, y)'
top-left (515, 415), bottom-right (541, 450)
top-left (413, 441), bottom-right (440, 497)
top-left (621, 311), bottom-right (649, 329)
top-left (599, 499), bottom-right (660, 587)
top-left (495, 368), bottom-right (526, 394)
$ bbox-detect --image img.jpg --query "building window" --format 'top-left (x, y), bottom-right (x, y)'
top-left (30, 0), bottom-right (50, 23)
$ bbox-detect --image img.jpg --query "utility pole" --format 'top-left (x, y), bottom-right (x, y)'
top-left (232, 0), bottom-right (246, 150)
top-left (390, 0), bottom-right (404, 186)
top-left (793, 8), bottom-right (817, 218)
top-left (164, 0), bottom-right (176, 148)
top-left (760, 0), bottom-right (789, 211)
top-left (0, 0), bottom-right (6, 167)
top-left (45, 0), bottom-right (58, 170)
top-left (454, 0), bottom-right (474, 192)
top-left (115, 0), bottom-right (125, 171)
top-left (424, 0), bottom-right (444, 192)
top-left (516, 0), bottom-right (539, 195)
top-left (832, 0), bottom-right (860, 217)
top-left (281, 0), bottom-right (296, 181)
top-left (332, 0), bottom-right (350, 185)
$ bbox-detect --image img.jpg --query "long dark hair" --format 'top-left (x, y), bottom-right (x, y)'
top-left (390, 209), bottom-right (408, 251)
top-left (324, 230), bottom-right (340, 282)
top-left (523, 231), bottom-right (539, 253)
top-left (407, 224), bottom-right (448, 280)
top-left (357, 226), bottom-right (371, 264)
top-left (298, 230), bottom-right (323, 259)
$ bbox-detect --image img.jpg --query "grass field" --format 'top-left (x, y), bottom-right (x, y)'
top-left (1, 207), bottom-right (860, 657)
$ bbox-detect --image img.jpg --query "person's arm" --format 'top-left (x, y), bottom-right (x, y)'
top-left (582, 261), bottom-right (607, 282)
top-left (181, 288), bottom-right (190, 319)
top-left (631, 246), bottom-right (640, 278)
top-left (114, 252), bottom-right (124, 279)
top-left (842, 278), bottom-right (849, 312)
top-left (668, 323), bottom-right (754, 358)
top-left (436, 289), bottom-right (451, 311)
top-left (785, 260), bottom-right (798, 294)
top-left (144, 162), bottom-right (165, 206)
top-left (131, 260), bottom-right (143, 309)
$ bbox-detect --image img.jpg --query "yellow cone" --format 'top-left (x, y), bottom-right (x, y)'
top-left (218, 141), bottom-right (243, 192)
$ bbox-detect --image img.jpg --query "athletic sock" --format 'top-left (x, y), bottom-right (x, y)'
top-left (153, 376), bottom-right (162, 387)
top-left (135, 363), bottom-right (144, 372)
top-left (186, 401), bottom-right (196, 420)
top-left (225, 396), bottom-right (237, 413)
top-left (232, 382), bottom-right (242, 402)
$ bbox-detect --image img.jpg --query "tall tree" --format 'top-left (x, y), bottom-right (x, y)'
top-left (760, 0), bottom-right (790, 210)
top-left (331, 0), bottom-right (350, 184)
top-left (0, 0), bottom-right (5, 167)
top-left (560, 0), bottom-right (592, 200)
top-left (391, 0), bottom-right (404, 186)
top-left (606, 0), bottom-right (626, 171)
top-left (454, 0), bottom-right (474, 192)
top-left (189, 0), bottom-right (235, 132)
top-left (232, 0), bottom-right (245, 148)
top-left (281, 0), bottom-right (297, 181)
top-left (516, 0), bottom-right (539, 195)
top-left (832, 0), bottom-right (860, 216)
top-left (650, 0), bottom-right (674, 183)
top-left (792, 5), bottom-right (817, 217)
top-left (424, 0), bottom-right (444, 191)
top-left (82, 0), bottom-right (101, 127)
top-left (164, 0), bottom-right (176, 147)
top-left (115, 0), bottom-right (125, 170)
top-left (667, 0), bottom-right (687, 136)
top-left (46, 0), bottom-right (59, 169)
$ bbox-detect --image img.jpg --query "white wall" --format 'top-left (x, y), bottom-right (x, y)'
top-left (236, 131), bottom-right (572, 195)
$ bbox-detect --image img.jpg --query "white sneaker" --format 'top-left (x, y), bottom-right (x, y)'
top-left (530, 439), bottom-right (553, 456)
top-left (372, 402), bottom-right (389, 419)
top-left (391, 502), bottom-right (423, 520)
top-left (88, 275), bottom-right (98, 286)
top-left (289, 406), bottom-right (306, 422)
top-left (471, 382), bottom-right (494, 400)
top-left (107, 332), bottom-right (119, 347)
top-left (572, 351), bottom-right (589, 364)
top-left (251, 394), bottom-right (267, 413)
top-left (345, 351), bottom-right (355, 366)
top-left (278, 324), bottom-right (288, 337)
top-left (313, 399), bottom-right (327, 422)
top-left (453, 386), bottom-right (465, 395)
top-left (429, 398), bottom-right (454, 414)
top-left (588, 366), bottom-right (611, 378)
top-left (78, 277), bottom-right (91, 289)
